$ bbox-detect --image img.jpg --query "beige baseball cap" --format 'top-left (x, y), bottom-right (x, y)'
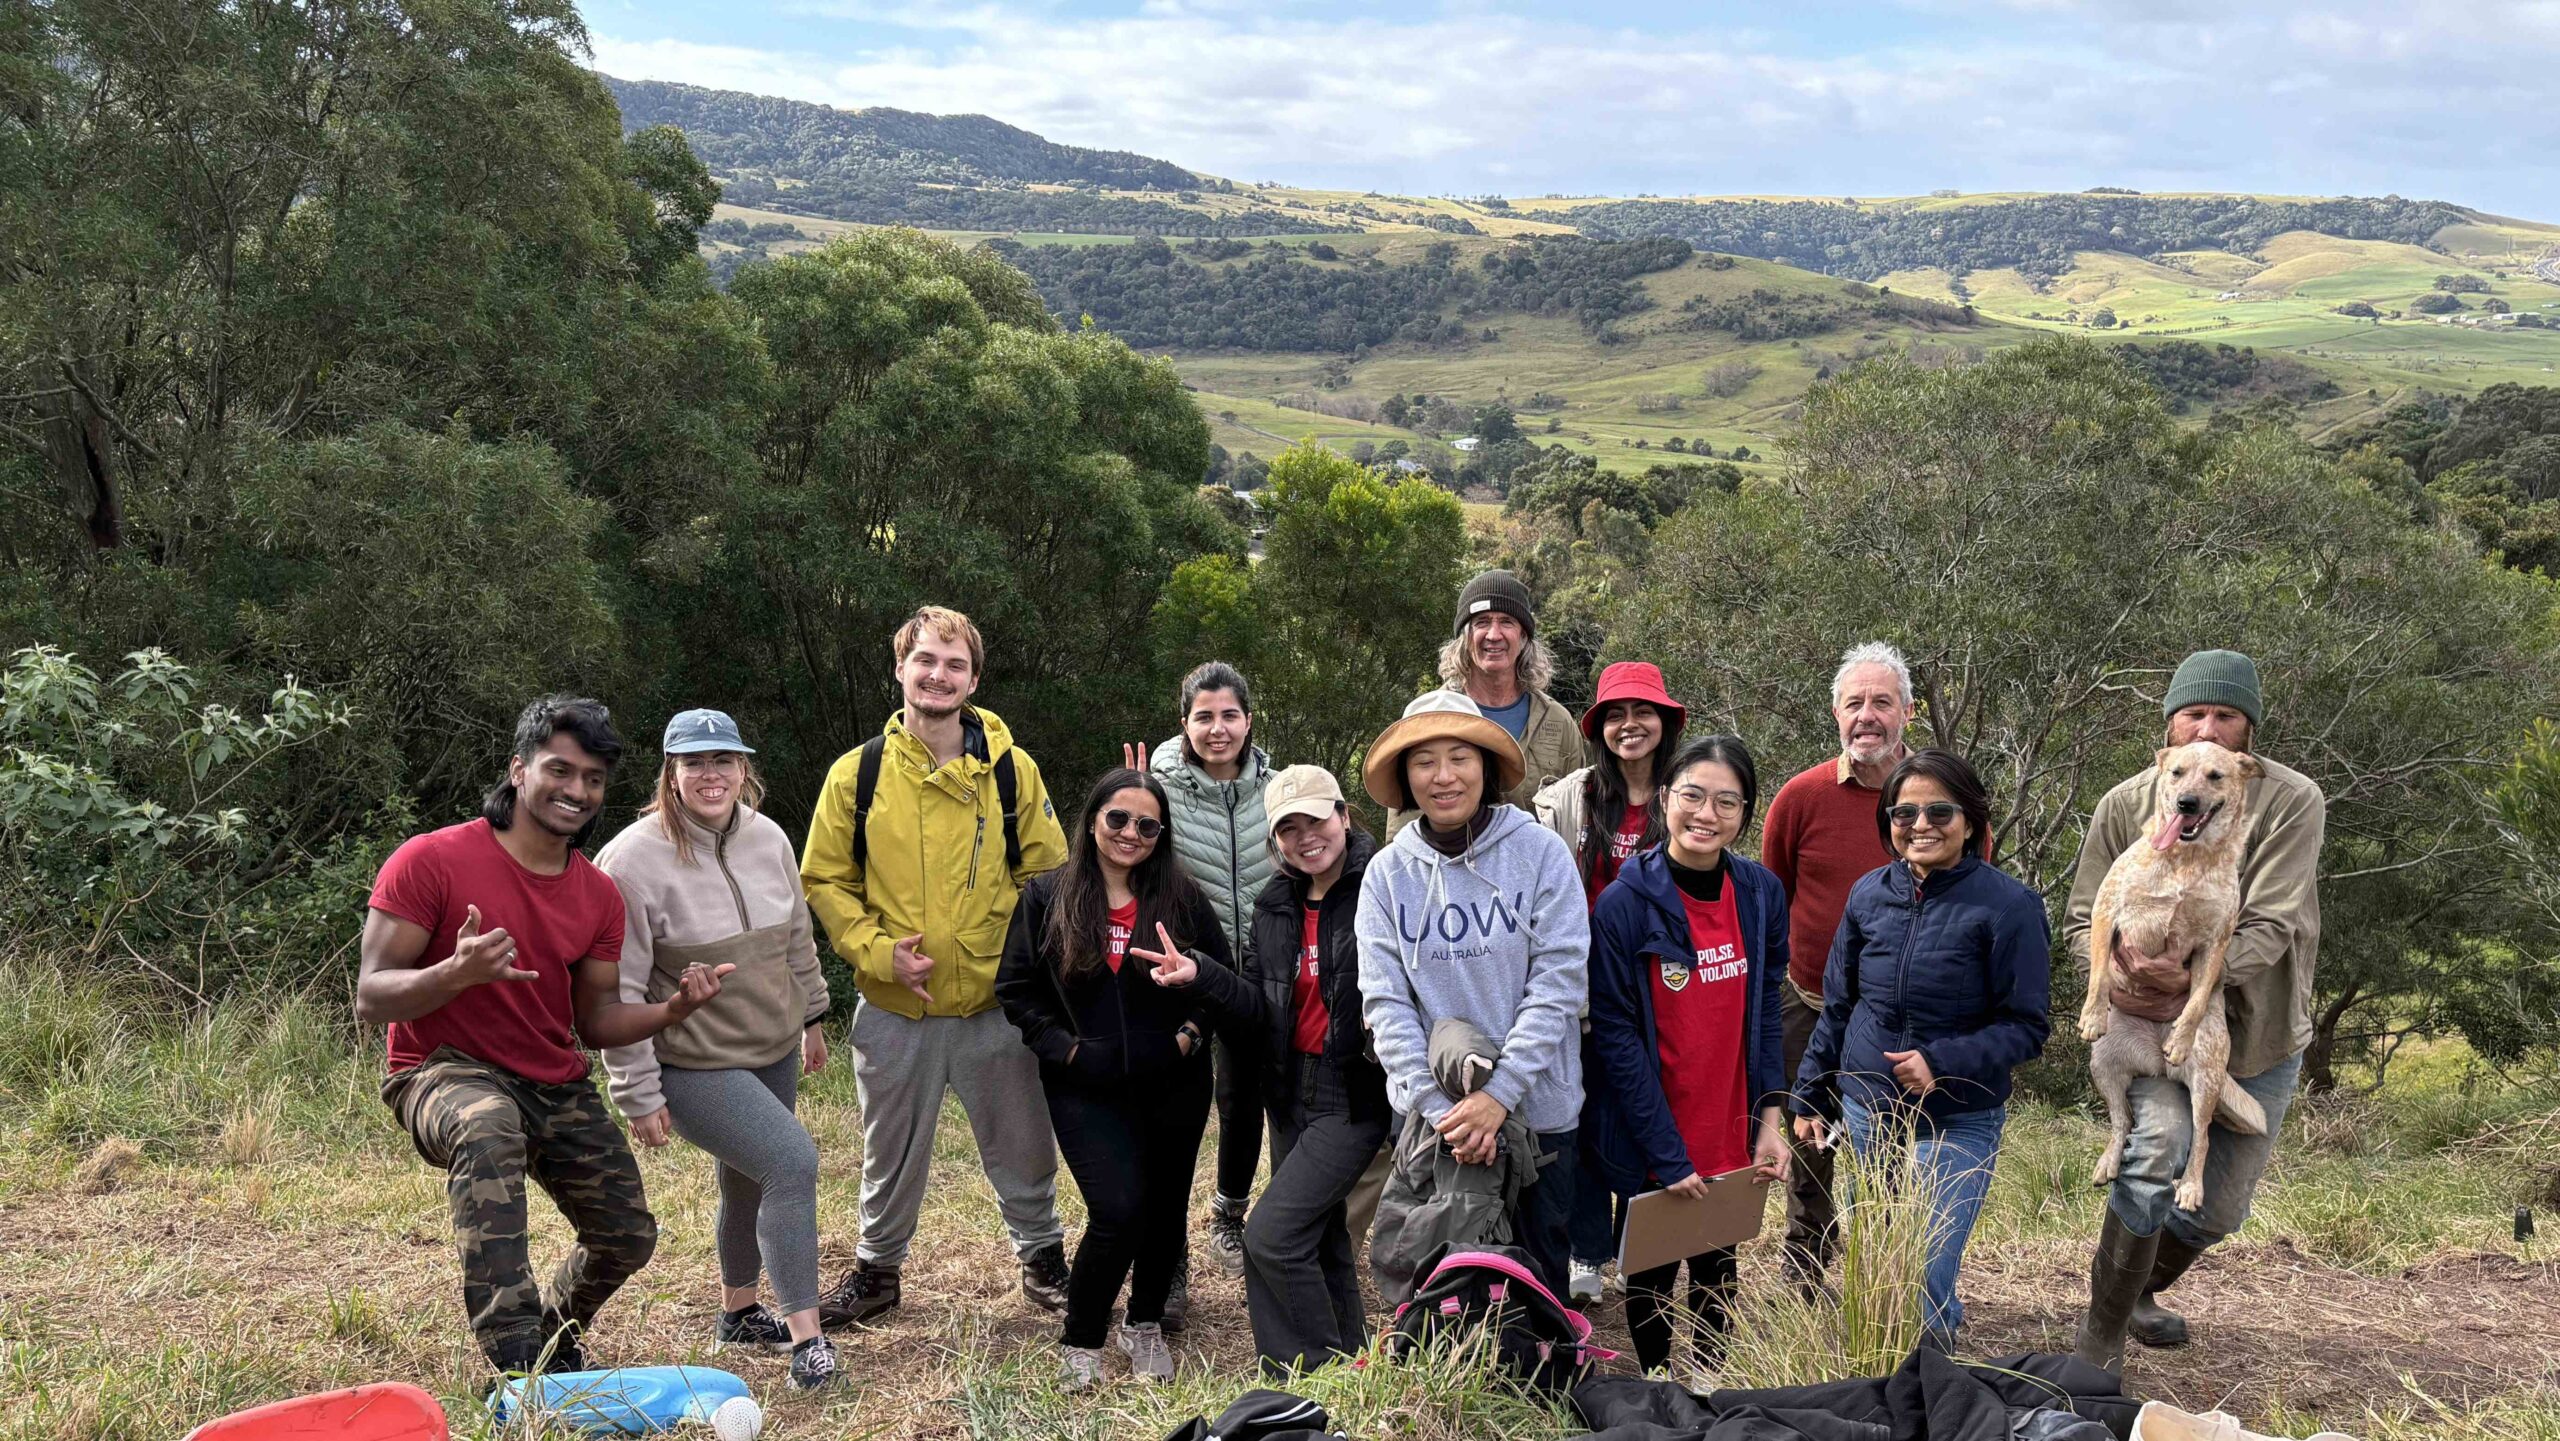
top-left (1264, 764), bottom-right (1345, 837)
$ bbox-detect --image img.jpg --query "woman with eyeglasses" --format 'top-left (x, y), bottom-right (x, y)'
top-left (995, 767), bottom-right (1258, 1390)
top-left (1584, 734), bottom-right (1792, 1373)
top-left (1788, 749), bottom-right (2050, 1348)
top-left (596, 710), bottom-right (841, 1391)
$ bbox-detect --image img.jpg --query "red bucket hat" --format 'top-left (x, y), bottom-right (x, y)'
top-left (1580, 661), bottom-right (1687, 742)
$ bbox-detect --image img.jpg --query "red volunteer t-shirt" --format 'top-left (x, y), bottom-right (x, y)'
top-left (1292, 904), bottom-right (1330, 1055)
top-left (1650, 882), bottom-right (1752, 1179)
top-left (369, 819), bottom-right (627, 1085)
top-left (1106, 899), bottom-right (1138, 974)
top-left (1588, 802), bottom-right (1650, 901)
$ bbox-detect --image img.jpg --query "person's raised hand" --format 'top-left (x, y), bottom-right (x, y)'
top-left (1664, 1172), bottom-right (1711, 1201)
top-left (450, 904), bottom-right (537, 986)
top-left (1122, 741), bottom-right (1150, 771)
top-left (630, 1108), bottom-right (673, 1148)
top-left (1131, 923), bottom-right (1198, 987)
top-left (892, 933), bottom-right (936, 1003)
top-left (665, 962), bottom-right (737, 1022)
top-left (1883, 1048), bottom-right (1937, 1097)
top-left (1434, 1090), bottom-right (1510, 1166)
top-left (803, 1022), bottom-right (830, 1075)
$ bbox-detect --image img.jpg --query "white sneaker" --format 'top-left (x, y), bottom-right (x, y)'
top-left (1060, 1344), bottom-right (1105, 1391)
top-left (1569, 1259), bottom-right (1605, 1308)
top-left (1116, 1320), bottom-right (1175, 1382)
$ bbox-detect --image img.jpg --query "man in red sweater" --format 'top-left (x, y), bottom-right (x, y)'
top-left (1758, 641), bottom-right (1912, 1289)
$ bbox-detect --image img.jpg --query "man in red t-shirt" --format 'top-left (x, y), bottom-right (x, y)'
top-left (1757, 642), bottom-right (1912, 1287)
top-left (357, 696), bottom-right (733, 1378)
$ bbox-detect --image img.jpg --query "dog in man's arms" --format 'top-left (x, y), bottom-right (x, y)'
top-left (2081, 740), bottom-right (2270, 1211)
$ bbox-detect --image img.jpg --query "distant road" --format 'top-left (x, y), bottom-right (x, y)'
top-left (2536, 247), bottom-right (2560, 286)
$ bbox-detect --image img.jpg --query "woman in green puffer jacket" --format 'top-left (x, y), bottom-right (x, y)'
top-left (1145, 661), bottom-right (1279, 1292)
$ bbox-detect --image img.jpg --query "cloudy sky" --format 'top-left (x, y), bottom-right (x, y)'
top-left (585, 0), bottom-right (2560, 213)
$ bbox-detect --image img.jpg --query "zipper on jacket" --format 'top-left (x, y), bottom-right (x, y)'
top-left (968, 814), bottom-right (985, 891)
top-left (713, 828), bottom-right (751, 932)
top-left (1225, 781), bottom-right (1243, 965)
top-left (1895, 873), bottom-right (1925, 1054)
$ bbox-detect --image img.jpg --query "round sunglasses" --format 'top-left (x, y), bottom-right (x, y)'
top-left (1102, 808), bottom-right (1164, 841)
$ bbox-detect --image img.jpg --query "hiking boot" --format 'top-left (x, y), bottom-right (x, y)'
top-left (1060, 1343), bottom-right (1106, 1391)
top-left (1021, 1242), bottom-right (1072, 1312)
top-left (1117, 1320), bottom-right (1175, 1382)
top-left (818, 1262), bottom-right (900, 1329)
top-left (715, 1303), bottom-right (793, 1353)
top-left (1207, 1193), bottom-right (1249, 1276)
top-left (789, 1335), bottom-right (842, 1391)
top-left (1163, 1251), bottom-right (1191, 1334)
top-left (2130, 1231), bottom-right (2209, 1349)
top-left (2073, 1208), bottom-right (2160, 1373)
top-left (1568, 1258), bottom-right (1605, 1309)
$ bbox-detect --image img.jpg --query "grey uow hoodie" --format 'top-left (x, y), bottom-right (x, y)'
top-left (1356, 803), bottom-right (1590, 1133)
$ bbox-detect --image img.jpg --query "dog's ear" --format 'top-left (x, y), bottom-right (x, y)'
top-left (2236, 752), bottom-right (2263, 780)
top-left (2154, 746), bottom-right (2176, 772)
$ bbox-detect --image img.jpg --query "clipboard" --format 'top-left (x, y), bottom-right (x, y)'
top-left (1616, 1166), bottom-right (1770, 1275)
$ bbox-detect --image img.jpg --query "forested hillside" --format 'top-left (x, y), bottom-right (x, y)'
top-left (608, 76), bottom-right (1344, 236)
top-left (1542, 193), bottom-right (2473, 281)
top-left (1001, 235), bottom-right (1694, 349)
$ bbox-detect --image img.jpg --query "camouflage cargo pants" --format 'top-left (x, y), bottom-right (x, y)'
top-left (383, 1047), bottom-right (658, 1370)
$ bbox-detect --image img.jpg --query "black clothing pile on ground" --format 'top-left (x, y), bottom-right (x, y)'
top-left (1570, 1346), bottom-right (2137, 1441)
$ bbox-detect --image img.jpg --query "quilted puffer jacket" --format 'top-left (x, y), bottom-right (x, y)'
top-left (1153, 738), bottom-right (1276, 971)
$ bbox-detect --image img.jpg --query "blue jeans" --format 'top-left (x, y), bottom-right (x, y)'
top-left (1842, 1098), bottom-right (2006, 1337)
top-left (2110, 1051), bottom-right (2302, 1246)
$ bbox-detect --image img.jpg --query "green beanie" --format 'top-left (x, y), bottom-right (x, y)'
top-left (2163, 649), bottom-right (2263, 726)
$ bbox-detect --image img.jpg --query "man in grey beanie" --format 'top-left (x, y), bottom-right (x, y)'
top-left (2061, 648), bottom-right (2327, 1371)
top-left (1386, 570), bottom-right (1589, 834)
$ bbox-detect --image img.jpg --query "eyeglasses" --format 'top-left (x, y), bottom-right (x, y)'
top-left (1887, 802), bottom-right (1962, 829)
top-left (1668, 786), bottom-right (1746, 816)
top-left (1102, 809), bottom-right (1164, 841)
top-left (675, 753), bottom-right (745, 773)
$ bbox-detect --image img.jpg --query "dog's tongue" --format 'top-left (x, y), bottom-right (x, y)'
top-left (2150, 807), bottom-right (2185, 852)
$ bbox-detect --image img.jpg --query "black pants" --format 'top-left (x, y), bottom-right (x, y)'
top-left (1625, 1245), bottom-right (1738, 1373)
top-left (1214, 1031), bottom-right (1267, 1200)
top-left (1517, 1126), bottom-right (1580, 1300)
top-left (1046, 1060), bottom-right (1213, 1348)
top-left (1243, 1053), bottom-right (1389, 1375)
top-left (1780, 981), bottom-right (1839, 1283)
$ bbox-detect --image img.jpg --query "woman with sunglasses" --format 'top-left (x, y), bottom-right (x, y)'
top-left (1585, 734), bottom-right (1791, 1373)
top-left (996, 767), bottom-right (1258, 1390)
top-left (1788, 749), bottom-right (2050, 1348)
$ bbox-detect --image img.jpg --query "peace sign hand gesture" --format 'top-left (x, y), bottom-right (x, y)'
top-left (1122, 741), bottom-right (1150, 772)
top-left (1128, 922), bottom-right (1197, 987)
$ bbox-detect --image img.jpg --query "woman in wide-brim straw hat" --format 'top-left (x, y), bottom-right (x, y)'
top-left (1351, 690), bottom-right (1591, 1295)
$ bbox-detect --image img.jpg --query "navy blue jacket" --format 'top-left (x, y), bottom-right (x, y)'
top-left (1585, 848), bottom-right (1791, 1196)
top-left (1790, 854), bottom-right (2051, 1124)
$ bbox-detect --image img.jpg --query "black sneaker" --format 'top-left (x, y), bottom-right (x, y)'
top-left (1207, 1194), bottom-right (1249, 1277)
top-left (789, 1335), bottom-right (842, 1391)
top-left (1021, 1242), bottom-right (1071, 1312)
top-left (818, 1262), bottom-right (901, 1329)
top-left (715, 1303), bottom-right (793, 1352)
top-left (1163, 1258), bottom-right (1191, 1335)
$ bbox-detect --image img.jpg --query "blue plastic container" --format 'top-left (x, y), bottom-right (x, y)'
top-left (487, 1366), bottom-right (749, 1434)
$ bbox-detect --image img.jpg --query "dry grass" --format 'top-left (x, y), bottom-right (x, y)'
top-left (1, 965), bottom-right (2557, 1439)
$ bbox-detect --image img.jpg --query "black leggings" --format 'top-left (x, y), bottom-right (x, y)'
top-left (1625, 1246), bottom-right (1738, 1374)
top-left (1046, 1063), bottom-right (1214, 1348)
top-left (1213, 1032), bottom-right (1266, 1199)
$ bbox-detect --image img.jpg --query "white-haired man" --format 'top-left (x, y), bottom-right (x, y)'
top-left (1758, 641), bottom-right (1915, 1289)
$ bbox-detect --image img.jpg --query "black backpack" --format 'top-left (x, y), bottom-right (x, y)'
top-left (849, 732), bottom-right (1021, 873)
top-left (1385, 1244), bottom-right (1613, 1393)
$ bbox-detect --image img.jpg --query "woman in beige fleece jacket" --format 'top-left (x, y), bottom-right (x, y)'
top-left (598, 708), bottom-right (840, 1391)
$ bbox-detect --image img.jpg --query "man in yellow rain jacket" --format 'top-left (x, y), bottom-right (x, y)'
top-left (801, 606), bottom-right (1070, 1327)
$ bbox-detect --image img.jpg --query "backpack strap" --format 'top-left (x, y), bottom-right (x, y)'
top-left (851, 734), bottom-right (887, 871)
top-left (994, 749), bottom-right (1022, 873)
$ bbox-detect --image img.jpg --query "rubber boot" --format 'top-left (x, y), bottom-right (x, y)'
top-left (2072, 1207), bottom-right (2160, 1373)
top-left (2129, 1230), bottom-right (2208, 1348)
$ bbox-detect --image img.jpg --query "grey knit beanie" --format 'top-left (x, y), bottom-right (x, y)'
top-left (2163, 649), bottom-right (2263, 726)
top-left (1453, 569), bottom-right (1535, 640)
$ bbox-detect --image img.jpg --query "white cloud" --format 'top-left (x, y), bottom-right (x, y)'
top-left (589, 1), bottom-right (2560, 208)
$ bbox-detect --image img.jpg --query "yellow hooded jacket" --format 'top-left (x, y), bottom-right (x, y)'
top-left (801, 707), bottom-right (1068, 1020)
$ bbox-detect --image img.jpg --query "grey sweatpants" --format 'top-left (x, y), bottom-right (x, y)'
top-left (660, 1054), bottom-right (821, 1315)
top-left (851, 1000), bottom-right (1063, 1268)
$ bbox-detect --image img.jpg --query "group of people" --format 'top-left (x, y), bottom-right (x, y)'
top-left (353, 575), bottom-right (2326, 1395)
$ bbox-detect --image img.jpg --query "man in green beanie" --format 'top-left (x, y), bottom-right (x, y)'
top-left (2061, 649), bottom-right (2327, 1371)
top-left (1385, 570), bottom-right (1590, 834)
